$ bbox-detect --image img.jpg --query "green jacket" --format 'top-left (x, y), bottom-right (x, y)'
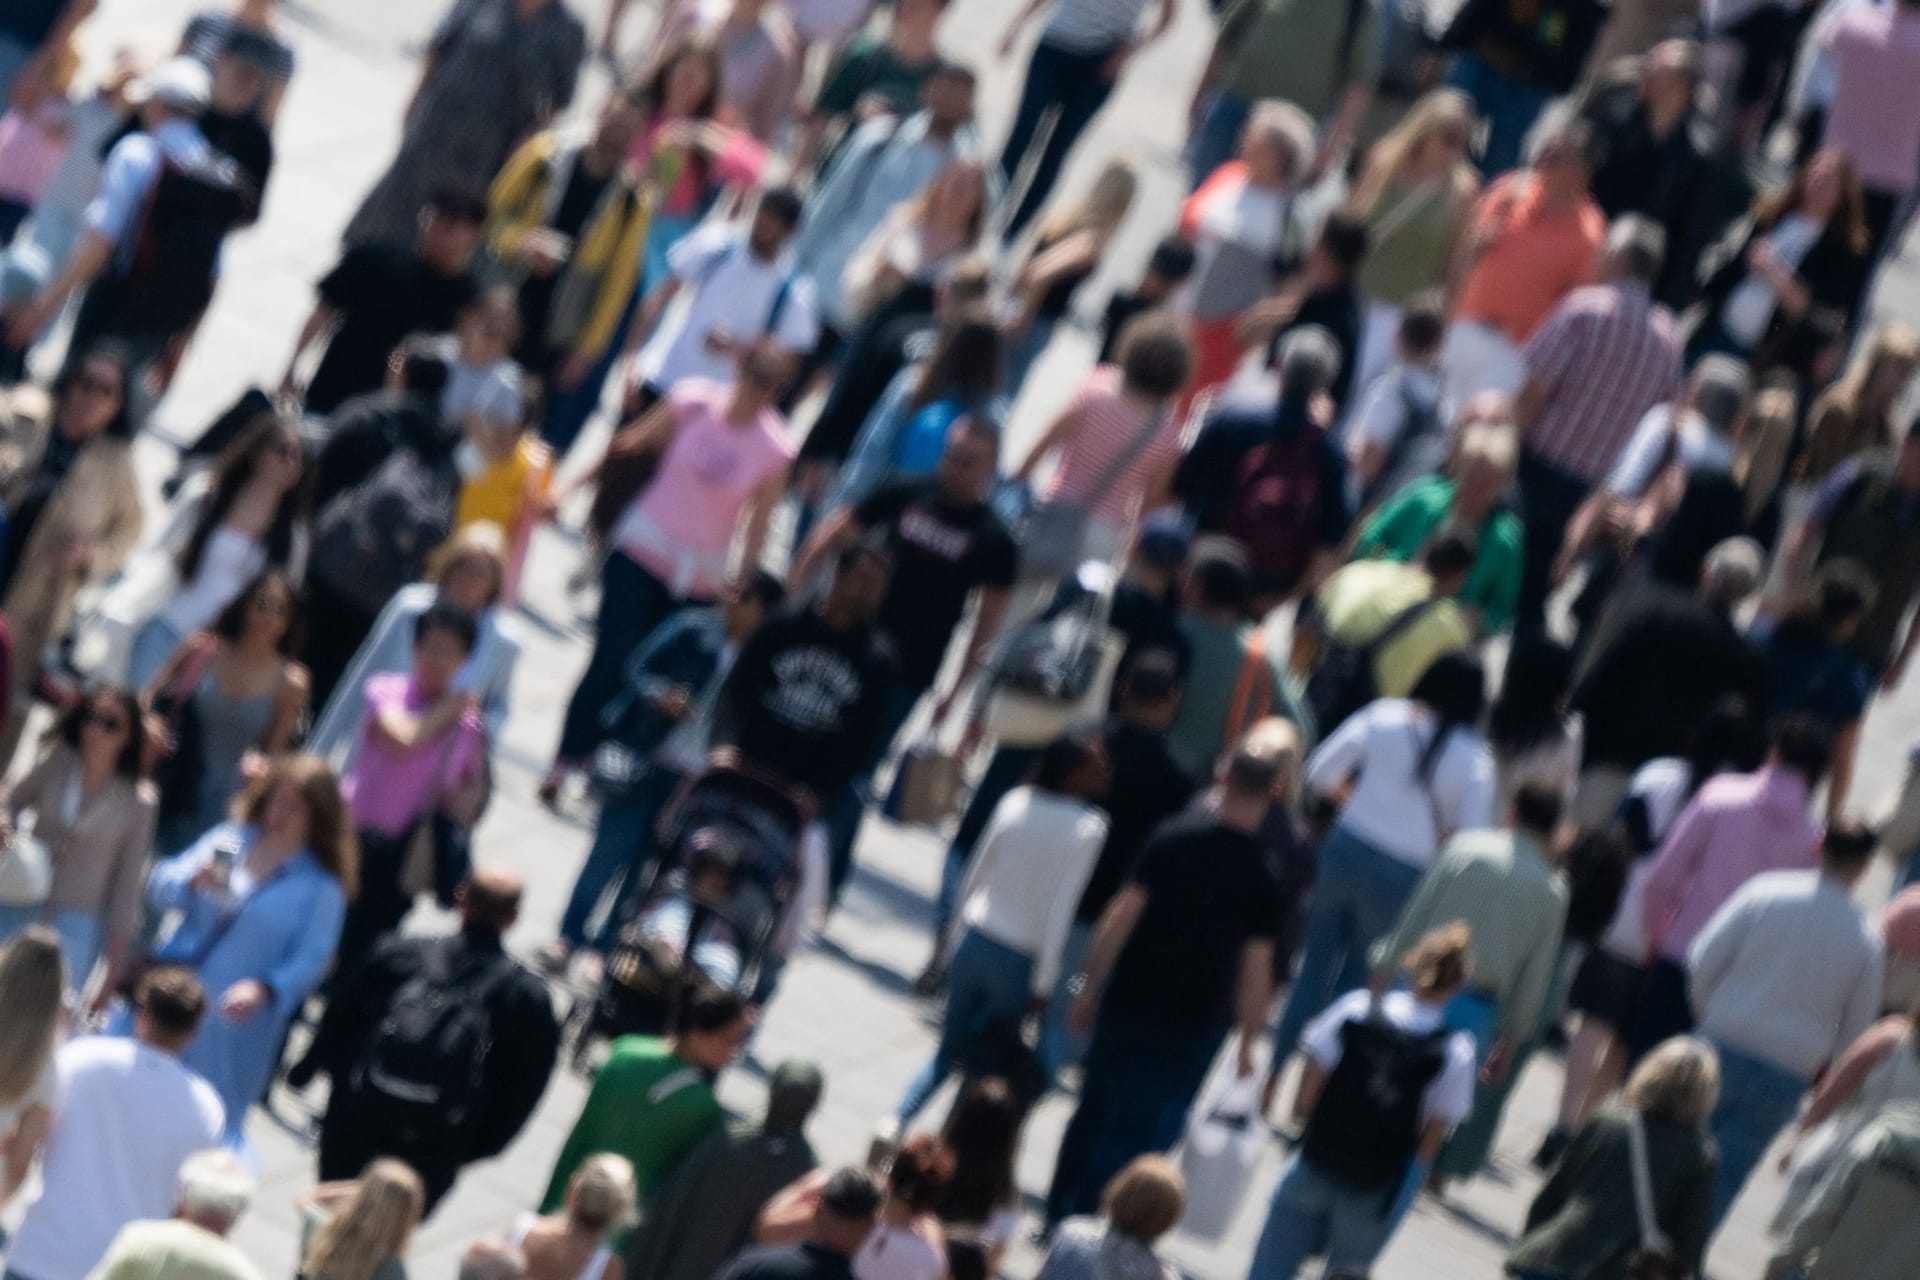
top-left (541, 1037), bottom-right (725, 1216)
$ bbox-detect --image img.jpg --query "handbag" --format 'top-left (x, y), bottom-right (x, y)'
top-left (0, 825), bottom-right (51, 907)
top-left (882, 740), bottom-right (965, 826)
top-left (1019, 407), bottom-right (1167, 582)
top-left (1178, 1064), bottom-right (1267, 1240)
top-left (984, 567), bottom-right (1125, 748)
top-left (1625, 1112), bottom-right (1684, 1280)
top-left (148, 638), bottom-right (218, 822)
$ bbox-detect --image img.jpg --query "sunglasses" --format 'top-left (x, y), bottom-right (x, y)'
top-left (83, 709), bottom-right (129, 733)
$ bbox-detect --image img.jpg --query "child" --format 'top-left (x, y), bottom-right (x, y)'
top-left (449, 290), bottom-right (549, 604)
top-left (1343, 292), bottom-right (1448, 512)
top-left (631, 831), bottom-right (750, 991)
top-left (444, 287), bottom-right (525, 440)
top-left (1096, 235), bottom-right (1195, 367)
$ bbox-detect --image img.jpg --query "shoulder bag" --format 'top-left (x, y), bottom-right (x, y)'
top-left (1019, 407), bottom-right (1169, 582)
top-left (1625, 1112), bottom-right (1685, 1280)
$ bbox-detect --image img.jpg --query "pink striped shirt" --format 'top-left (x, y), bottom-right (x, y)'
top-left (1045, 366), bottom-right (1181, 524)
top-left (1520, 282), bottom-right (1683, 485)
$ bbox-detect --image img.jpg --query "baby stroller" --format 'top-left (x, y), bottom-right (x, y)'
top-left (566, 755), bottom-right (808, 1070)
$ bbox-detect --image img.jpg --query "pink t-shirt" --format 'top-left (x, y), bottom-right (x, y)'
top-left (0, 99), bottom-right (70, 205)
top-left (1045, 366), bottom-right (1181, 525)
top-left (346, 674), bottom-right (486, 837)
top-left (1823, 5), bottom-right (1920, 192)
top-left (615, 379), bottom-right (794, 597)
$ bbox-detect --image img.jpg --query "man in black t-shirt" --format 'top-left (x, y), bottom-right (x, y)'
top-left (282, 185), bottom-right (485, 416)
top-left (1044, 743), bottom-right (1281, 1228)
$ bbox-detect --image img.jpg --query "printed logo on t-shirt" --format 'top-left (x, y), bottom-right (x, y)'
top-left (895, 505), bottom-right (972, 564)
top-left (764, 646), bottom-right (863, 733)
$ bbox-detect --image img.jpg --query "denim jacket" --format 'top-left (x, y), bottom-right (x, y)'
top-left (599, 607), bottom-right (733, 761)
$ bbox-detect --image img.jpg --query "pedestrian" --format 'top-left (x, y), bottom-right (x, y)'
top-left (1160, 543), bottom-right (1278, 779)
top-left (343, 0), bottom-right (584, 250)
top-left (934, 1079), bottom-right (1026, 1269)
top-left (116, 753), bottom-right (352, 1140)
top-left (1771, 1007), bottom-right (1920, 1233)
top-left (1625, 714), bottom-right (1835, 1063)
top-left (1247, 924), bottom-right (1480, 1279)
top-left (506, 1154), bottom-right (635, 1280)
top-left (648, 0), bottom-right (802, 145)
top-left (1271, 652), bottom-right (1495, 1066)
top-left (1510, 213), bottom-right (1683, 636)
top-left (334, 603), bottom-right (489, 975)
top-left (1816, 0), bottom-right (1920, 261)
top-left (301, 868), bottom-right (561, 1212)
top-left (1765, 1103), bottom-right (1920, 1280)
top-left (1036, 1155), bottom-right (1185, 1280)
top-left (0, 0), bottom-right (92, 108)
top-left (181, 1), bottom-right (295, 126)
top-left (0, 927), bottom-right (64, 1211)
top-left (541, 986), bottom-right (751, 1216)
top-left (1507, 1036), bottom-right (1721, 1280)
top-left (0, 686), bottom-right (154, 993)
top-left (1239, 210), bottom-right (1372, 419)
top-left (854, 1136), bottom-right (952, 1280)
top-left (87, 1149), bottom-right (260, 1280)
top-left (797, 0), bottom-right (948, 172)
top-left (888, 732), bottom-right (1110, 1129)
top-left (1753, 559), bottom-right (1877, 819)
top-left (461, 1240), bottom-right (530, 1280)
top-left (839, 158), bottom-right (991, 337)
top-left (1043, 744), bottom-right (1282, 1227)
top-left (1441, 0), bottom-right (1606, 175)
top-left (1686, 818), bottom-right (1884, 1227)
top-left (1487, 638), bottom-right (1582, 814)
top-left (712, 1167), bottom-right (882, 1280)
top-left (998, 159), bottom-right (1137, 393)
top-left (624, 1060), bottom-right (824, 1280)
top-left (5, 968), bottom-right (226, 1280)
top-left (297, 1160), bottom-right (427, 1280)
top-left (1344, 294), bottom-right (1450, 513)
top-left (0, 347), bottom-right (144, 766)
top-left (1787, 323), bottom-right (1920, 521)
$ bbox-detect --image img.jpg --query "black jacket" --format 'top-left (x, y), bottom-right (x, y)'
top-left (312, 391), bottom-right (460, 511)
top-left (1695, 213), bottom-right (1872, 365)
top-left (1442, 0), bottom-right (1604, 92)
top-left (308, 925), bottom-right (559, 1166)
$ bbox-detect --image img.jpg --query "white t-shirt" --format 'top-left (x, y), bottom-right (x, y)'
top-left (8, 1037), bottom-right (225, 1280)
top-left (1603, 404), bottom-right (1737, 499)
top-left (1302, 989), bottom-right (1478, 1126)
top-left (1302, 698), bottom-right (1498, 868)
top-left (639, 225), bottom-right (820, 391)
top-left (1346, 362), bottom-right (1446, 498)
top-left (1602, 757), bottom-right (1695, 961)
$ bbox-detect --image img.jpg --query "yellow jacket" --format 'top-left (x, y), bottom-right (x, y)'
top-left (486, 131), bottom-right (652, 364)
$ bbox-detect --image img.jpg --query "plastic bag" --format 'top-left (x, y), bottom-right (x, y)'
top-left (1177, 1066), bottom-right (1268, 1240)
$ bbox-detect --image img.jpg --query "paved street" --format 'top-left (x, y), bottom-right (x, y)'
top-left (27, 0), bottom-right (1920, 1276)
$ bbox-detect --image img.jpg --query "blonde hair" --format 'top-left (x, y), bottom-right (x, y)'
top-left (0, 928), bottom-right (64, 1106)
top-left (1038, 159), bottom-right (1138, 244)
top-left (1243, 100), bottom-right (1317, 184)
top-left (302, 1161), bottom-right (427, 1280)
top-left (1453, 421), bottom-right (1520, 481)
top-left (430, 521), bottom-right (510, 607)
top-left (1101, 1155), bottom-right (1186, 1243)
top-left (566, 1154), bottom-right (637, 1235)
top-left (1623, 1036), bottom-right (1721, 1129)
top-left (239, 753), bottom-right (358, 900)
top-left (1402, 923), bottom-right (1473, 999)
top-left (1737, 380), bottom-right (1798, 524)
top-left (1352, 89), bottom-right (1478, 214)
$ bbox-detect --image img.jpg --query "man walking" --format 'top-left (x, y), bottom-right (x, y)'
top-left (87, 1151), bottom-right (260, 1280)
top-left (298, 867), bottom-right (560, 1212)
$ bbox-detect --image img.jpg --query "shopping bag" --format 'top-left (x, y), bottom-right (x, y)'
top-left (884, 741), bottom-right (964, 827)
top-left (1177, 1065), bottom-right (1268, 1240)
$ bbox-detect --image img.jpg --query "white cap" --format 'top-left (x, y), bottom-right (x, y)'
top-left (136, 57), bottom-right (213, 114)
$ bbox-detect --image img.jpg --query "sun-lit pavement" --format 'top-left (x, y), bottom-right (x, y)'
top-left (34, 0), bottom-right (1920, 1275)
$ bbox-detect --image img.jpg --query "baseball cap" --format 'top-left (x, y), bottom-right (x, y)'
top-left (137, 57), bottom-right (213, 113)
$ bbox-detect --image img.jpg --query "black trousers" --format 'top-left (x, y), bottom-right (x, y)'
top-left (319, 1092), bottom-right (462, 1213)
top-left (1515, 450), bottom-right (1593, 641)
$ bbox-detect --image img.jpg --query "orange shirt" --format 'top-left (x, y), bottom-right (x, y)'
top-left (1453, 172), bottom-right (1605, 345)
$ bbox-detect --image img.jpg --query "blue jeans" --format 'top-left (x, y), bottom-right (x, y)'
top-left (128, 615), bottom-right (186, 693)
top-left (1045, 1010), bottom-right (1230, 1226)
top-left (0, 36), bottom-right (34, 113)
top-left (897, 929), bottom-right (1034, 1120)
top-left (1271, 826), bottom-right (1425, 1062)
top-left (557, 552), bottom-right (684, 764)
top-left (558, 765), bottom-right (685, 950)
top-left (1450, 54), bottom-right (1552, 176)
top-left (1003, 316), bottom-right (1058, 401)
top-left (934, 744), bottom-right (1040, 938)
top-left (0, 904), bottom-right (103, 993)
top-left (825, 676), bottom-right (924, 897)
top-left (1040, 919), bottom-right (1094, 1076)
top-left (998, 39), bottom-right (1120, 239)
top-left (1707, 1037), bottom-right (1807, 1228)
top-left (1248, 1153), bottom-right (1400, 1279)
top-left (1186, 91), bottom-right (1252, 190)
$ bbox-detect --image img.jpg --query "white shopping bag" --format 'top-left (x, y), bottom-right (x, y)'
top-left (1176, 1064), bottom-right (1268, 1240)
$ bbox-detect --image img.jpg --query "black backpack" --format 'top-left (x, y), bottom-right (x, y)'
top-left (1300, 1011), bottom-right (1451, 1194)
top-left (1304, 596), bottom-right (1441, 736)
top-left (311, 446), bottom-right (458, 616)
top-left (114, 149), bottom-right (256, 335)
top-left (348, 948), bottom-right (519, 1145)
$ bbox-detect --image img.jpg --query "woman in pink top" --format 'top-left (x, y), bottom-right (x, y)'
top-left (546, 343), bottom-right (795, 796)
top-left (1012, 312), bottom-right (1193, 576)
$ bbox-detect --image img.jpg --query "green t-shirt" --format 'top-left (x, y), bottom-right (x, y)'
top-left (814, 35), bottom-right (940, 117)
top-left (1354, 476), bottom-right (1525, 634)
top-left (1219, 0), bottom-right (1381, 118)
top-left (541, 1037), bottom-right (725, 1214)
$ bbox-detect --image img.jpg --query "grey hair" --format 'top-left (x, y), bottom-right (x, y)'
top-left (1702, 537), bottom-right (1764, 608)
top-left (1522, 104), bottom-right (1592, 169)
top-left (1691, 356), bottom-right (1753, 432)
top-left (177, 1149), bottom-right (256, 1229)
top-left (1244, 100), bottom-right (1318, 181)
top-left (459, 1240), bottom-right (529, 1280)
top-left (1276, 325), bottom-right (1342, 397)
top-left (1606, 214), bottom-right (1667, 286)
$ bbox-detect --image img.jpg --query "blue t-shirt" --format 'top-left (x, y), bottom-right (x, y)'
top-left (1, 0), bottom-right (64, 46)
top-left (1756, 621), bottom-right (1873, 730)
top-left (891, 399), bottom-right (967, 476)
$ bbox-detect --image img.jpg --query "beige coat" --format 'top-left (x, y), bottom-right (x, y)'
top-left (0, 391), bottom-right (143, 764)
top-left (4, 742), bottom-right (157, 948)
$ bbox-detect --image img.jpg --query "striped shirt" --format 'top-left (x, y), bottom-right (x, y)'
top-left (1045, 365), bottom-right (1181, 524)
top-left (1042, 0), bottom-right (1157, 52)
top-left (1520, 282), bottom-right (1683, 485)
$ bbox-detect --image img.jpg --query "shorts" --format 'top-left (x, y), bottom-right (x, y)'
top-left (1567, 947), bottom-right (1645, 1031)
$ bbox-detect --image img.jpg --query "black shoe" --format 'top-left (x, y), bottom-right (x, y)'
top-left (1533, 1126), bottom-right (1570, 1170)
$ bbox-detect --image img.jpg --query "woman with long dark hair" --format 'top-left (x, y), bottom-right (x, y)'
top-left (125, 414), bottom-right (309, 690)
top-left (1488, 637), bottom-right (1582, 815)
top-left (0, 686), bottom-right (153, 993)
top-left (936, 1079), bottom-right (1026, 1274)
top-left (1272, 653), bottom-right (1494, 1070)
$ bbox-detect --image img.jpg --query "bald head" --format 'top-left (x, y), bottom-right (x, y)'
top-left (461, 866), bottom-right (523, 933)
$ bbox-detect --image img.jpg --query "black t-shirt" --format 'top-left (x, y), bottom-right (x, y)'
top-left (853, 481), bottom-right (1019, 689)
top-left (717, 606), bottom-right (898, 798)
top-left (516, 160), bottom-right (613, 367)
top-left (800, 286), bottom-right (936, 463)
top-left (200, 108), bottom-right (274, 198)
top-left (716, 1244), bottom-right (857, 1280)
top-left (305, 245), bottom-right (478, 416)
top-left (1075, 721), bottom-right (1196, 924)
top-left (1104, 812), bottom-right (1280, 1028)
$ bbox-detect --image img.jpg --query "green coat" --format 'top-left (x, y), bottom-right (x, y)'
top-left (541, 1037), bottom-right (725, 1216)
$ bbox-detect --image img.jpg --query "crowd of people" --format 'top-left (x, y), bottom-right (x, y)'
top-left (1, 0), bottom-right (1920, 1278)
